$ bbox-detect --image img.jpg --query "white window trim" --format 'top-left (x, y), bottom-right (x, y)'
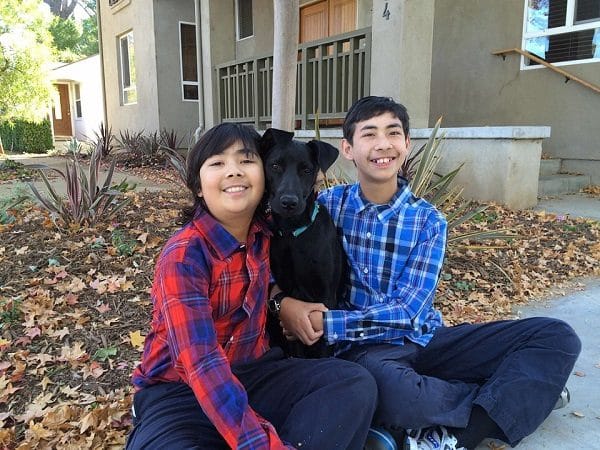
top-left (73, 83), bottom-right (83, 120)
top-left (119, 31), bottom-right (137, 105)
top-left (235, 0), bottom-right (254, 41)
top-left (521, 0), bottom-right (600, 70)
top-left (179, 21), bottom-right (199, 102)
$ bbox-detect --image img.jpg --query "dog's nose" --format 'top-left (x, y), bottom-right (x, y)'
top-left (280, 195), bottom-right (299, 210)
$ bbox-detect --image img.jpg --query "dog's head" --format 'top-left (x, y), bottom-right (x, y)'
top-left (259, 128), bottom-right (338, 218)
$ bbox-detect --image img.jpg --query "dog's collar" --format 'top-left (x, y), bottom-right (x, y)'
top-left (279, 203), bottom-right (320, 237)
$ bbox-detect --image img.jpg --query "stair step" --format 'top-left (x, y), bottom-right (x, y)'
top-left (538, 174), bottom-right (591, 197)
top-left (539, 159), bottom-right (561, 176)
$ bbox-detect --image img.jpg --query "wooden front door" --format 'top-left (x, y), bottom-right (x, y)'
top-left (299, 0), bottom-right (356, 43)
top-left (52, 84), bottom-right (73, 137)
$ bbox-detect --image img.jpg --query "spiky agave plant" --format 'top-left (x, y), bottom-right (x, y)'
top-left (26, 142), bottom-right (132, 228)
top-left (403, 118), bottom-right (516, 246)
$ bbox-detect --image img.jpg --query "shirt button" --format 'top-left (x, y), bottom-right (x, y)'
top-left (366, 232), bottom-right (371, 238)
top-left (229, 336), bottom-right (234, 342)
top-left (359, 332), bottom-right (364, 337)
top-left (333, 333), bottom-right (338, 339)
top-left (363, 267), bottom-right (368, 274)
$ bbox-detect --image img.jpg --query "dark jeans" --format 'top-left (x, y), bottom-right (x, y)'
top-left (338, 317), bottom-right (581, 447)
top-left (126, 347), bottom-right (377, 450)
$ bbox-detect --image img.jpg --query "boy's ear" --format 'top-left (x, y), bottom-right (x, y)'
top-left (341, 138), bottom-right (354, 161)
top-left (259, 128), bottom-right (294, 157)
top-left (306, 140), bottom-right (339, 172)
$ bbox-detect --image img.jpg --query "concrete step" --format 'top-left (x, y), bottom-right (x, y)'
top-left (538, 174), bottom-right (591, 197)
top-left (539, 158), bottom-right (561, 176)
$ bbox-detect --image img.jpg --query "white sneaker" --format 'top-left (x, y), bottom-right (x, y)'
top-left (403, 426), bottom-right (465, 450)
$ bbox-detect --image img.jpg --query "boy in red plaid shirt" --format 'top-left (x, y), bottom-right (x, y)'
top-left (126, 123), bottom-right (377, 450)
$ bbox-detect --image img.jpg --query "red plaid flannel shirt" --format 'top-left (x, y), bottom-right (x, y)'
top-left (132, 209), bottom-right (291, 449)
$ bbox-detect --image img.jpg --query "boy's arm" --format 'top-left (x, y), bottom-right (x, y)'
top-left (158, 261), bottom-right (292, 450)
top-left (323, 215), bottom-right (447, 344)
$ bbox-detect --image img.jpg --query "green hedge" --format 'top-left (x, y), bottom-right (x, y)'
top-left (0, 119), bottom-right (54, 154)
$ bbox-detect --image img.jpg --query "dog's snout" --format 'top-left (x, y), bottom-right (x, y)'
top-left (280, 195), bottom-right (299, 210)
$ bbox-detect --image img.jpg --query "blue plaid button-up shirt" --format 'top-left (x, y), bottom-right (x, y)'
top-left (318, 178), bottom-right (447, 352)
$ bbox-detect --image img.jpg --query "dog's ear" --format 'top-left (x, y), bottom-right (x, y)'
top-left (306, 140), bottom-right (339, 172)
top-left (259, 128), bottom-right (295, 157)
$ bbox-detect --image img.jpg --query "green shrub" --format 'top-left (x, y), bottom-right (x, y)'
top-left (0, 119), bottom-right (53, 153)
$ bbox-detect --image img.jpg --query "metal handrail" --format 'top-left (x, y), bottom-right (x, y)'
top-left (492, 47), bottom-right (600, 95)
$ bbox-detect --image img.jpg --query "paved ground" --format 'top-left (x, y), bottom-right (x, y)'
top-left (2, 154), bottom-right (599, 449)
top-left (0, 154), bottom-right (176, 200)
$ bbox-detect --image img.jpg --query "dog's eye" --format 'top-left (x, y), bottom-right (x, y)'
top-left (271, 163), bottom-right (281, 171)
top-left (303, 168), bottom-right (312, 175)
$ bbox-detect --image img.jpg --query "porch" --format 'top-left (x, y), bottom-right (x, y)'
top-left (216, 28), bottom-right (371, 130)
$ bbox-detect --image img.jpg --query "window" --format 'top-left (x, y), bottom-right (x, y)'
top-left (523, 0), bottom-right (600, 67)
top-left (180, 23), bottom-right (198, 101)
top-left (74, 83), bottom-right (82, 118)
top-left (236, 0), bottom-right (253, 40)
top-left (119, 32), bottom-right (137, 105)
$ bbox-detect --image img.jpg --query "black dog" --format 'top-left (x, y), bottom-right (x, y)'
top-left (259, 128), bottom-right (345, 358)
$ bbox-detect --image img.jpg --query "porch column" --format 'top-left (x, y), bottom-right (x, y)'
top-left (369, 0), bottom-right (434, 128)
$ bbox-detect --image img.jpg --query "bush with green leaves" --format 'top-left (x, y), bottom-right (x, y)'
top-left (26, 142), bottom-right (132, 228)
top-left (0, 119), bottom-right (53, 153)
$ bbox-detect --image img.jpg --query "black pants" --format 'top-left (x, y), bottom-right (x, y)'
top-left (339, 317), bottom-right (581, 447)
top-left (126, 347), bottom-right (377, 449)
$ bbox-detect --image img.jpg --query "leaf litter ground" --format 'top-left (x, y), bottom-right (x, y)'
top-left (0, 182), bottom-right (599, 448)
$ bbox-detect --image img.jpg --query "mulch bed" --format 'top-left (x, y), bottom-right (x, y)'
top-left (0, 166), bottom-right (599, 448)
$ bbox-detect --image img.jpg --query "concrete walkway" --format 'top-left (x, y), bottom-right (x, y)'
top-left (2, 154), bottom-right (599, 449)
top-left (0, 153), bottom-right (177, 200)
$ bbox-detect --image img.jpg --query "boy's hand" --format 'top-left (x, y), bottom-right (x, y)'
top-left (279, 297), bottom-right (328, 346)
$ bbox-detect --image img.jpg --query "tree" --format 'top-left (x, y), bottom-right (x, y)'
top-left (48, 1), bottom-right (98, 61)
top-left (271, 0), bottom-right (299, 131)
top-left (43, 0), bottom-right (78, 19)
top-left (0, 0), bottom-right (54, 123)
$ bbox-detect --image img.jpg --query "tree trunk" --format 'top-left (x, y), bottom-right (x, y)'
top-left (43, 0), bottom-right (79, 19)
top-left (271, 0), bottom-right (299, 131)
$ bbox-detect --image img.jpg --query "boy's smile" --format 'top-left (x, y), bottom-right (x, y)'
top-left (341, 111), bottom-right (410, 203)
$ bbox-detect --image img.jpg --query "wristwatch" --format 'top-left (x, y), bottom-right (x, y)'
top-left (268, 291), bottom-right (286, 316)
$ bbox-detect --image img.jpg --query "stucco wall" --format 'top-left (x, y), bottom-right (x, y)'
top-left (370, 0), bottom-right (434, 128)
top-left (98, 0), bottom-right (160, 135)
top-left (430, 0), bottom-right (600, 182)
top-left (154, 1), bottom-right (199, 140)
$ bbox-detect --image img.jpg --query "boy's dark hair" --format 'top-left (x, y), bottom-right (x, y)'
top-left (182, 122), bottom-right (267, 223)
top-left (342, 96), bottom-right (410, 144)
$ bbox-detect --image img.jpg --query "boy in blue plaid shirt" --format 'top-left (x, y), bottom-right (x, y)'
top-left (278, 96), bottom-right (581, 450)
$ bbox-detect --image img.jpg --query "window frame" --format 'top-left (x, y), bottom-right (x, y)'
top-left (118, 31), bottom-right (137, 105)
top-left (521, 0), bottom-right (600, 69)
top-left (235, 0), bottom-right (254, 41)
top-left (179, 21), bottom-right (199, 102)
top-left (74, 83), bottom-right (82, 119)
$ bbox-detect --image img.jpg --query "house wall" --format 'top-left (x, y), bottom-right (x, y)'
top-left (430, 0), bottom-right (600, 183)
top-left (51, 55), bottom-right (104, 141)
top-left (154, 0), bottom-right (199, 140)
top-left (98, 0), bottom-right (160, 135)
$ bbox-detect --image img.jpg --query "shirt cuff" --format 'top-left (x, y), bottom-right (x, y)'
top-left (323, 309), bottom-right (347, 345)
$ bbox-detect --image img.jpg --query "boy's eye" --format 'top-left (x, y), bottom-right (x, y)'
top-left (207, 160), bottom-right (223, 167)
top-left (241, 158), bottom-right (256, 164)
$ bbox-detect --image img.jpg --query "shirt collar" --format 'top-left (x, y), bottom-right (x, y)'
top-left (191, 208), bottom-right (271, 260)
top-left (351, 177), bottom-right (412, 219)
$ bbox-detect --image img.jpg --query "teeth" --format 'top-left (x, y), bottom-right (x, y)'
top-left (373, 157), bottom-right (393, 164)
top-left (224, 186), bottom-right (246, 193)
